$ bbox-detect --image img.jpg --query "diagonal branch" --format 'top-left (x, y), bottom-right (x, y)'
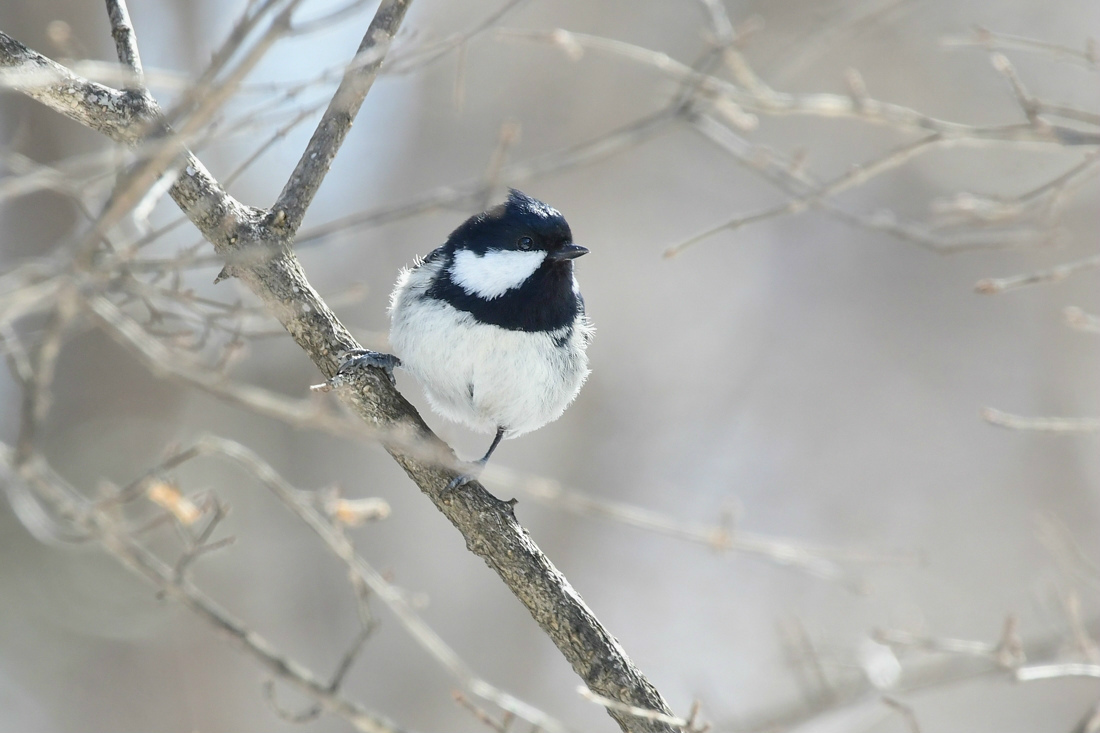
top-left (272, 0), bottom-right (411, 235)
top-left (0, 32), bottom-right (153, 140)
top-left (104, 0), bottom-right (144, 86)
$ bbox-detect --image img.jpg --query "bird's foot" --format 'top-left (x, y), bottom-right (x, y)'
top-left (443, 426), bottom-right (506, 493)
top-left (444, 473), bottom-right (475, 492)
top-left (337, 349), bottom-right (401, 386)
top-left (443, 459), bottom-right (487, 493)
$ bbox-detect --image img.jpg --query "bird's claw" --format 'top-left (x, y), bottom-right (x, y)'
top-left (444, 473), bottom-right (476, 492)
top-left (337, 349), bottom-right (401, 386)
top-left (443, 459), bottom-right (488, 493)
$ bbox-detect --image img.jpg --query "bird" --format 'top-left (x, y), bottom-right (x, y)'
top-left (340, 189), bottom-right (592, 489)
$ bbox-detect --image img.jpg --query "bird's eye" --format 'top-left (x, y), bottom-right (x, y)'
top-left (517, 236), bottom-right (533, 251)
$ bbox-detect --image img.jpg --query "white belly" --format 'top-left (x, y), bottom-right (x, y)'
top-left (389, 274), bottom-right (589, 438)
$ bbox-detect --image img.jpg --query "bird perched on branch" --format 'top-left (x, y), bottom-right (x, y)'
top-left (341, 190), bottom-right (592, 488)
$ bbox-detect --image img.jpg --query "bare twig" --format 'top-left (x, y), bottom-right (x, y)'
top-left (483, 465), bottom-right (913, 589)
top-left (771, 1), bottom-right (913, 84)
top-left (104, 0), bottom-right (144, 87)
top-left (386, 0), bottom-right (530, 75)
top-left (941, 27), bottom-right (1100, 70)
top-left (990, 53), bottom-right (1041, 124)
top-left (263, 679), bottom-right (324, 724)
top-left (85, 1), bottom-right (301, 253)
top-left (1037, 514), bottom-right (1100, 589)
top-left (1070, 699), bottom-right (1100, 733)
top-left (666, 133), bottom-right (942, 256)
top-left (874, 616), bottom-right (1026, 669)
top-left (1065, 307), bottom-right (1100, 334)
top-left (452, 691), bottom-right (516, 733)
top-left (975, 253), bottom-right (1100, 294)
top-left (982, 408), bottom-right (1100, 433)
top-left (292, 108), bottom-right (676, 249)
top-left (1017, 663), bottom-right (1100, 681)
top-left (14, 287), bottom-right (80, 465)
top-left (872, 628), bottom-right (998, 661)
top-left (271, 0), bottom-right (412, 236)
top-left (92, 286), bottom-right (901, 590)
top-left (881, 696), bottom-right (922, 733)
top-left (780, 618), bottom-right (837, 704)
top-left (7, 8), bottom-right (1098, 732)
top-left (479, 118), bottom-right (522, 209)
top-left (688, 113), bottom-right (1051, 254)
top-left (577, 687), bottom-right (692, 729)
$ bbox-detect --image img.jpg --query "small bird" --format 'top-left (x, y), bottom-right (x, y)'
top-left (342, 190), bottom-right (592, 488)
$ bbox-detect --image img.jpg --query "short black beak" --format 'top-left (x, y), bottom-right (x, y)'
top-left (547, 243), bottom-right (589, 262)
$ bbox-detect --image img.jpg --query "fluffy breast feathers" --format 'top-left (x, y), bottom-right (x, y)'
top-left (387, 257), bottom-right (591, 437)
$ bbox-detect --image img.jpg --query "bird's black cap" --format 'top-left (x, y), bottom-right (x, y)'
top-left (447, 189), bottom-right (579, 258)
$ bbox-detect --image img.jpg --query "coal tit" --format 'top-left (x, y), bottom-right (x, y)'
top-left (343, 190), bottom-right (592, 486)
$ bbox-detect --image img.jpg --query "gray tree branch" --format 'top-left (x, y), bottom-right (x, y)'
top-left (271, 0), bottom-right (408, 234)
top-left (104, 0), bottom-right (144, 86)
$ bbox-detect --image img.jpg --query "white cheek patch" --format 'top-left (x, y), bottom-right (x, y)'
top-left (450, 249), bottom-right (546, 299)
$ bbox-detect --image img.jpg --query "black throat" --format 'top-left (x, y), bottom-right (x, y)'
top-left (427, 254), bottom-right (581, 333)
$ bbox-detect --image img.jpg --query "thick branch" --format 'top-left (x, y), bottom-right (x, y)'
top-left (0, 32), bottom-right (150, 139)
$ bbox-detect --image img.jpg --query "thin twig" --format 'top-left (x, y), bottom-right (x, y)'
top-left (990, 53), bottom-right (1041, 124)
top-left (941, 27), bottom-right (1100, 69)
top-left (1017, 663), bottom-right (1100, 681)
top-left (483, 465), bottom-right (914, 589)
top-left (577, 687), bottom-right (691, 729)
top-left (386, 0), bottom-right (530, 75)
top-left (665, 133), bottom-right (942, 257)
top-left (881, 697), bottom-right (922, 733)
top-left (687, 113), bottom-right (1052, 254)
top-left (1070, 699), bottom-right (1100, 733)
top-left (1065, 307), bottom-right (1100, 334)
top-left (874, 617), bottom-right (1026, 669)
top-left (271, 0), bottom-right (412, 235)
top-left (292, 109), bottom-right (676, 248)
top-left (982, 408), bottom-right (1100, 433)
top-left (975, 253), bottom-right (1100, 294)
top-left (104, 0), bottom-right (144, 87)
